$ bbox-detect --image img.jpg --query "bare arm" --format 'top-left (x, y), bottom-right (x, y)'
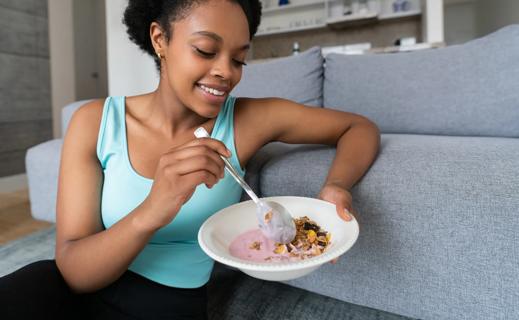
top-left (55, 100), bottom-right (230, 293)
top-left (279, 104), bottom-right (378, 190)
top-left (55, 101), bottom-right (157, 293)
top-left (246, 97), bottom-right (380, 190)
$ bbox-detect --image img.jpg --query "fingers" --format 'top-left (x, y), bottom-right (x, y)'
top-left (182, 137), bottom-right (231, 158)
top-left (165, 145), bottom-right (226, 174)
top-left (157, 138), bottom-right (232, 189)
top-left (168, 155), bottom-right (224, 181)
top-left (189, 170), bottom-right (223, 189)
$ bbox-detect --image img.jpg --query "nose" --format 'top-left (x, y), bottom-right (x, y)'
top-left (210, 56), bottom-right (233, 80)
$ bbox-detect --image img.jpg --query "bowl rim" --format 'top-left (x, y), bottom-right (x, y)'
top-left (198, 196), bottom-right (359, 272)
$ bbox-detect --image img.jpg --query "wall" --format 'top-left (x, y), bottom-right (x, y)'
top-left (475, 0), bottom-right (519, 37)
top-left (73, 0), bottom-right (108, 101)
top-left (0, 0), bottom-right (52, 178)
top-left (444, 0), bottom-right (519, 45)
top-left (49, 0), bottom-right (108, 139)
top-left (48, 0), bottom-right (75, 139)
top-left (444, 0), bottom-right (477, 45)
top-left (105, 0), bottom-right (158, 97)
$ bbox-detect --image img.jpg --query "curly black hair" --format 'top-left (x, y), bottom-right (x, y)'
top-left (123, 0), bottom-right (262, 71)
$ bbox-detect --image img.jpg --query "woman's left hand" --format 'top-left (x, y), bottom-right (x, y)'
top-left (318, 182), bottom-right (356, 264)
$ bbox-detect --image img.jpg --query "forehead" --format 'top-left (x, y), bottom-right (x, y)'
top-left (172, 0), bottom-right (250, 46)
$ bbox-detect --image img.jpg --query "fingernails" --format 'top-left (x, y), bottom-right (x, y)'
top-left (343, 209), bottom-right (353, 221)
top-left (226, 148), bottom-right (232, 157)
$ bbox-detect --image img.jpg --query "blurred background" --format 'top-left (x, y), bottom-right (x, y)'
top-left (0, 0), bottom-right (518, 192)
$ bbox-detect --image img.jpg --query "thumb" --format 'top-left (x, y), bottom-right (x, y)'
top-left (336, 203), bottom-right (352, 222)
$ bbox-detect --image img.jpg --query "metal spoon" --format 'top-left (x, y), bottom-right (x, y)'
top-left (194, 127), bottom-right (296, 244)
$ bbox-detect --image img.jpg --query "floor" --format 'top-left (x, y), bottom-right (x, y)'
top-left (0, 189), bottom-right (52, 245)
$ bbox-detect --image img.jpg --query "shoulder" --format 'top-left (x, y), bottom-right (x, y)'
top-left (234, 96), bottom-right (305, 141)
top-left (64, 99), bottom-right (106, 154)
top-left (69, 99), bottom-right (105, 127)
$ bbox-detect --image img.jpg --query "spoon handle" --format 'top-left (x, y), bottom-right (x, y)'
top-left (194, 127), bottom-right (261, 205)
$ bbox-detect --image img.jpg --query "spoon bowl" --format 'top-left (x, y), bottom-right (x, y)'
top-left (258, 200), bottom-right (296, 244)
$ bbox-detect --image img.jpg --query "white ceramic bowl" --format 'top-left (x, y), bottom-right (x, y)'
top-left (198, 196), bottom-right (359, 281)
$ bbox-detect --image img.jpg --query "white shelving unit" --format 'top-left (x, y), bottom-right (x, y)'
top-left (378, 9), bottom-right (421, 20)
top-left (256, 0), bottom-right (433, 38)
top-left (262, 0), bottom-right (325, 14)
top-left (257, 0), bottom-right (327, 35)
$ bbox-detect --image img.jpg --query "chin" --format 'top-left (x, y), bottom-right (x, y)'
top-left (194, 103), bottom-right (221, 119)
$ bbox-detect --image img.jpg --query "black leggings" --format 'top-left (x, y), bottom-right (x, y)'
top-left (0, 260), bottom-right (208, 320)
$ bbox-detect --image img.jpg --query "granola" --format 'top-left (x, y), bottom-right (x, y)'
top-left (264, 216), bottom-right (331, 262)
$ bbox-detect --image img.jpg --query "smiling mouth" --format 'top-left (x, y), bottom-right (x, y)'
top-left (197, 83), bottom-right (226, 97)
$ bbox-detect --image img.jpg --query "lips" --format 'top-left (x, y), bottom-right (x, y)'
top-left (196, 83), bottom-right (229, 104)
top-left (197, 83), bottom-right (230, 96)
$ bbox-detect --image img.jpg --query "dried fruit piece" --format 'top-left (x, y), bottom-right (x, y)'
top-left (249, 241), bottom-right (261, 250)
top-left (264, 211), bottom-right (273, 223)
top-left (307, 230), bottom-right (317, 243)
top-left (274, 244), bottom-right (286, 254)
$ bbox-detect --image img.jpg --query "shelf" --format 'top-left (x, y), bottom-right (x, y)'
top-left (379, 9), bottom-right (421, 20)
top-left (256, 23), bottom-right (327, 37)
top-left (263, 0), bottom-right (325, 14)
top-left (326, 12), bottom-right (378, 29)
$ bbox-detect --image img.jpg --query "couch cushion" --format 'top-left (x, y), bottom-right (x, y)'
top-left (259, 134), bottom-right (519, 320)
top-left (324, 25), bottom-right (519, 138)
top-left (231, 47), bottom-right (324, 107)
top-left (243, 142), bottom-right (306, 201)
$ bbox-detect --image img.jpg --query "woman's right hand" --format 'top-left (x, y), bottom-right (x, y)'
top-left (137, 137), bottom-right (231, 232)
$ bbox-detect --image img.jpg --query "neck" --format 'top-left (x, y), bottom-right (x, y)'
top-left (142, 85), bottom-right (208, 139)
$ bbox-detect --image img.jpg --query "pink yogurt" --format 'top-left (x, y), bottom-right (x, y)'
top-left (229, 229), bottom-right (290, 262)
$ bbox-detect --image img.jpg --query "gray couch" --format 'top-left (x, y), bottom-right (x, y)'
top-left (26, 25), bottom-right (519, 320)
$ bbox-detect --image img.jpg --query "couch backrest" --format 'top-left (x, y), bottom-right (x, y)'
top-left (61, 99), bottom-right (94, 135)
top-left (323, 25), bottom-right (519, 138)
top-left (231, 46), bottom-right (324, 107)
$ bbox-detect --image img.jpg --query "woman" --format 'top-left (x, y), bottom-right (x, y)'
top-left (0, 0), bottom-right (379, 319)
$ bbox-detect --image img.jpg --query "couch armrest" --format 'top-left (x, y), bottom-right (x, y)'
top-left (25, 139), bottom-right (63, 222)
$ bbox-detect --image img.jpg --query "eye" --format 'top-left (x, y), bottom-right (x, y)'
top-left (194, 47), bottom-right (215, 57)
top-left (233, 59), bottom-right (247, 67)
top-left (194, 46), bottom-right (247, 67)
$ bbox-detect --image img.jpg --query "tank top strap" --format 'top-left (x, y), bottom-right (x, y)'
top-left (211, 96), bottom-right (245, 174)
top-left (97, 96), bottom-right (125, 169)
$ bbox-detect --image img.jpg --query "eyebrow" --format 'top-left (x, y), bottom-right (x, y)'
top-left (191, 31), bottom-right (250, 51)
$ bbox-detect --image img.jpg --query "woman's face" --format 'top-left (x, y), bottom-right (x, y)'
top-left (162, 0), bottom-right (250, 118)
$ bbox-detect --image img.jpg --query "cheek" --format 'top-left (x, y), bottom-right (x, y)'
top-left (231, 69), bottom-right (243, 87)
top-left (168, 60), bottom-right (201, 87)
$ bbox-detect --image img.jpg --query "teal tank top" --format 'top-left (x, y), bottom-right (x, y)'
top-left (96, 96), bottom-right (245, 288)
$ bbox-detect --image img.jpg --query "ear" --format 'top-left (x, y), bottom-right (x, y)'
top-left (150, 22), bottom-right (167, 57)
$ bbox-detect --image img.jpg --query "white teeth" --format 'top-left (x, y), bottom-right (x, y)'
top-left (199, 84), bottom-right (225, 96)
